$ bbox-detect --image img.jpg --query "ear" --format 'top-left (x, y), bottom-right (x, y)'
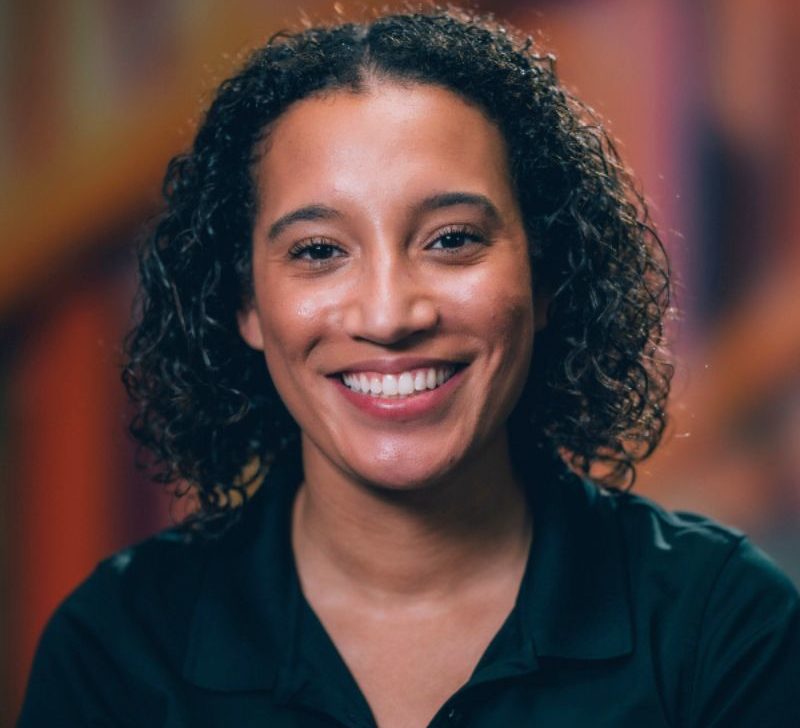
top-left (237, 305), bottom-right (265, 351)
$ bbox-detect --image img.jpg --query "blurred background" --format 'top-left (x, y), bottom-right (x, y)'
top-left (1, 0), bottom-right (799, 722)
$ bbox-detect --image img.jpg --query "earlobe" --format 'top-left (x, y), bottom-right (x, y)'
top-left (237, 307), bottom-right (265, 351)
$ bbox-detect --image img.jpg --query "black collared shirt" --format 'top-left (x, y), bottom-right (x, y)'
top-left (19, 455), bottom-right (800, 727)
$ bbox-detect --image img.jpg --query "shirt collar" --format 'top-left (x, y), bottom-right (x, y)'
top-left (518, 466), bottom-right (634, 660)
top-left (182, 451), bottom-right (304, 691)
top-left (182, 452), bottom-right (633, 693)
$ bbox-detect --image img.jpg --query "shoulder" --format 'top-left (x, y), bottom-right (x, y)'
top-left (608, 488), bottom-right (800, 726)
top-left (18, 526), bottom-right (214, 727)
top-left (67, 525), bottom-right (210, 641)
top-left (610, 487), bottom-right (797, 610)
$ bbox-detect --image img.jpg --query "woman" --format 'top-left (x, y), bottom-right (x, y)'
top-left (19, 7), bottom-right (800, 727)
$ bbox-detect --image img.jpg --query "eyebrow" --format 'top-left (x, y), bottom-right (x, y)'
top-left (267, 204), bottom-right (342, 241)
top-left (265, 191), bottom-right (502, 241)
top-left (415, 191), bottom-right (502, 225)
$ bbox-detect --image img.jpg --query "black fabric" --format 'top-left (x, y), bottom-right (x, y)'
top-left (18, 454), bottom-right (800, 727)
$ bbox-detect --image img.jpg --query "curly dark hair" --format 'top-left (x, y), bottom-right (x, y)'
top-left (122, 5), bottom-right (672, 535)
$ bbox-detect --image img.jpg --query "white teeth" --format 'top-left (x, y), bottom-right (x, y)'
top-left (382, 374), bottom-right (398, 396)
top-left (341, 366), bottom-right (457, 397)
top-left (398, 372), bottom-right (414, 395)
top-left (426, 368), bottom-right (437, 389)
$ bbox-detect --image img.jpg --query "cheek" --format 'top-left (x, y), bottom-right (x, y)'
top-left (491, 291), bottom-right (535, 377)
top-left (480, 287), bottom-right (535, 423)
top-left (258, 295), bottom-right (307, 360)
top-left (254, 274), bottom-right (350, 375)
top-left (487, 295), bottom-right (535, 429)
top-left (449, 261), bottom-right (534, 363)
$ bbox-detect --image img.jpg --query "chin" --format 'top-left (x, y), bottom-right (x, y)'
top-left (343, 442), bottom-right (472, 493)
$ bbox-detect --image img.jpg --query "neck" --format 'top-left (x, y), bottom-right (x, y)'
top-left (291, 431), bottom-right (533, 605)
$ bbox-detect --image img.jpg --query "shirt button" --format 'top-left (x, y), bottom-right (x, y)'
top-left (446, 706), bottom-right (462, 723)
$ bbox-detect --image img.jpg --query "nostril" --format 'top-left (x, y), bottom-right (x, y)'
top-left (342, 296), bottom-right (439, 345)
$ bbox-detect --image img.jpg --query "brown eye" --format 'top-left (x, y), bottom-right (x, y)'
top-left (428, 227), bottom-right (486, 251)
top-left (289, 241), bottom-right (345, 262)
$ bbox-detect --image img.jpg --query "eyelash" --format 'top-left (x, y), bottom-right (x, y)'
top-left (288, 239), bottom-right (343, 263)
top-left (427, 225), bottom-right (486, 252)
top-left (287, 225), bottom-right (487, 265)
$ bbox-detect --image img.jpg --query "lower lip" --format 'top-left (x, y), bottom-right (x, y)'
top-left (331, 368), bottom-right (466, 421)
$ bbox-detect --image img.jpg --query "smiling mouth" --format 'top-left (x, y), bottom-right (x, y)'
top-left (340, 366), bottom-right (459, 398)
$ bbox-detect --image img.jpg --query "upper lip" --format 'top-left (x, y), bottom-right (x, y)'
top-left (330, 357), bottom-right (466, 376)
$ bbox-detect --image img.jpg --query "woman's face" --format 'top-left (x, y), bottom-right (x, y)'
top-left (239, 81), bottom-right (536, 490)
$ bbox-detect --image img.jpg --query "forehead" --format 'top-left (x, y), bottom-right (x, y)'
top-left (253, 81), bottom-right (517, 219)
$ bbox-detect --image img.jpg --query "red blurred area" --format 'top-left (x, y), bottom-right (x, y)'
top-left (1, 0), bottom-right (799, 723)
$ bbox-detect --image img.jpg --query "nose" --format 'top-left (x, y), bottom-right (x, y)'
top-left (342, 253), bottom-right (439, 345)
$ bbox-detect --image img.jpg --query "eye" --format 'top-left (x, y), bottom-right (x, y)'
top-left (288, 239), bottom-right (346, 265)
top-left (427, 226), bottom-right (486, 252)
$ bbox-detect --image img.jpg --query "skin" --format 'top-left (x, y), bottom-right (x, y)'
top-left (238, 81), bottom-right (540, 727)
